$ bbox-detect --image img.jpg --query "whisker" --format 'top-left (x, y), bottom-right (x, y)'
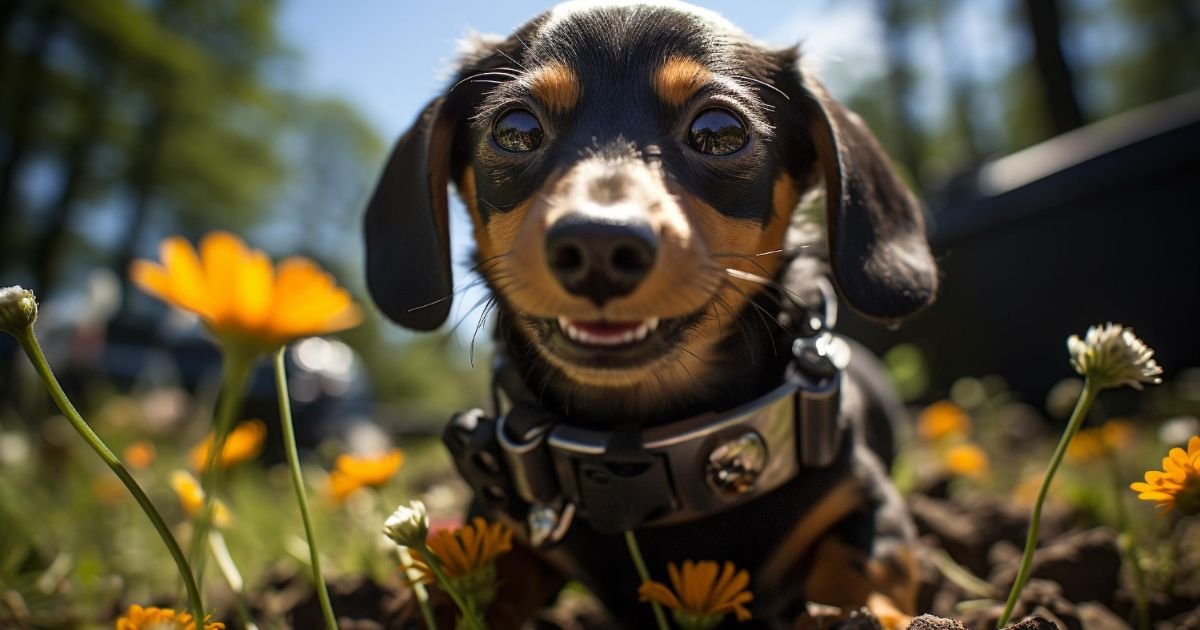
top-left (730, 74), bottom-right (791, 101)
top-left (470, 296), bottom-right (500, 367)
top-left (450, 71), bottom-right (521, 92)
top-left (495, 48), bottom-right (529, 71)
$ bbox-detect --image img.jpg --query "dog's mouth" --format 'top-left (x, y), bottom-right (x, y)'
top-left (529, 312), bottom-right (701, 370)
top-left (556, 317), bottom-right (660, 347)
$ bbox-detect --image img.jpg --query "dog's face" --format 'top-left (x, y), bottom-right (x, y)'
top-left (365, 1), bottom-right (936, 396)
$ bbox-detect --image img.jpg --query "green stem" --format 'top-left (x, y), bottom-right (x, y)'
top-left (1107, 455), bottom-right (1150, 630)
top-left (209, 529), bottom-right (259, 630)
top-left (190, 351), bottom-right (255, 586)
top-left (274, 349), bottom-right (339, 630)
top-left (14, 327), bottom-right (205, 618)
top-left (624, 530), bottom-right (671, 630)
top-left (399, 546), bottom-right (438, 630)
top-left (414, 548), bottom-right (484, 630)
top-left (997, 381), bottom-right (1099, 627)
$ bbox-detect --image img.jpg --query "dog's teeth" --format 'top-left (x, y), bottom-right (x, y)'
top-left (558, 317), bottom-right (662, 346)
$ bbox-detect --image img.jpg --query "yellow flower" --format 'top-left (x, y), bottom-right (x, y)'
top-left (329, 449), bottom-right (404, 502)
top-left (131, 232), bottom-right (360, 352)
top-left (189, 419), bottom-right (266, 471)
top-left (171, 470), bottom-right (231, 528)
top-left (917, 401), bottom-right (970, 442)
top-left (639, 560), bottom-right (754, 628)
top-left (123, 441), bottom-right (157, 470)
top-left (115, 604), bottom-right (223, 630)
top-left (415, 517), bottom-right (513, 582)
top-left (411, 517), bottom-right (513, 611)
top-left (1066, 420), bottom-right (1135, 464)
top-left (1131, 435), bottom-right (1200, 515)
top-left (943, 443), bottom-right (990, 479)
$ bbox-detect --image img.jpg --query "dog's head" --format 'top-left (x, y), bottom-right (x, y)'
top-left (365, 1), bottom-right (936, 394)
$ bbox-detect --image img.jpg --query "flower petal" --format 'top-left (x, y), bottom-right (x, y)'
top-left (200, 232), bottom-right (249, 326)
top-left (639, 581), bottom-right (683, 610)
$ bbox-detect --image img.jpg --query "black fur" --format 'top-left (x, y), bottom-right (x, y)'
top-left (363, 3), bottom-right (935, 627)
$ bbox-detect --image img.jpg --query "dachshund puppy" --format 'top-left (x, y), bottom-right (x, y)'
top-left (364, 2), bottom-right (937, 628)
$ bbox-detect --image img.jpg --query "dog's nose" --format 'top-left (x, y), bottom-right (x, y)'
top-left (545, 214), bottom-right (658, 305)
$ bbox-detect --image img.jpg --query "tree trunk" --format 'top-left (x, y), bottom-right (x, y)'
top-left (0, 3), bottom-right (59, 231)
top-left (876, 0), bottom-right (925, 188)
top-left (114, 105), bottom-right (170, 302)
top-left (30, 57), bottom-right (115, 294)
top-left (1020, 0), bottom-right (1085, 134)
top-left (931, 0), bottom-right (982, 163)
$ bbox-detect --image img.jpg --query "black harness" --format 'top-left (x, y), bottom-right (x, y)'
top-left (443, 280), bottom-right (850, 546)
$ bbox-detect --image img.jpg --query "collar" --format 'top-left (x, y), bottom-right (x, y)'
top-left (443, 281), bottom-right (850, 546)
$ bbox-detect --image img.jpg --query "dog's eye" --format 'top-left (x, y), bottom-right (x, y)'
top-left (687, 108), bottom-right (747, 156)
top-left (493, 109), bottom-right (543, 153)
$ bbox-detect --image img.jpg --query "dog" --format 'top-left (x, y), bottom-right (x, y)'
top-left (363, 2), bottom-right (938, 627)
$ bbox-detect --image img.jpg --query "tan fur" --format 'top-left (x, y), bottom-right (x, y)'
top-left (653, 56), bottom-right (712, 107)
top-left (799, 536), bottom-right (915, 630)
top-left (469, 157), bottom-right (800, 399)
top-left (759, 479), bottom-right (861, 584)
top-left (528, 62), bottom-right (580, 113)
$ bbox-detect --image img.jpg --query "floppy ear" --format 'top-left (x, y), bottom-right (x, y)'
top-left (363, 98), bottom-right (457, 331)
top-left (793, 72), bottom-right (938, 322)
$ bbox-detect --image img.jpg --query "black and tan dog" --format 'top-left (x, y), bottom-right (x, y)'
top-left (364, 1), bottom-right (937, 627)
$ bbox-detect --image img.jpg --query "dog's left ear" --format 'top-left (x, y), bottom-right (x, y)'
top-left (776, 53), bottom-right (938, 322)
top-left (363, 97), bottom-right (459, 331)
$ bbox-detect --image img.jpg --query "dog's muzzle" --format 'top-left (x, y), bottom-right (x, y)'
top-left (443, 327), bottom-right (852, 546)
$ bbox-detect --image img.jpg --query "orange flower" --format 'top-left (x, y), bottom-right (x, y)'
top-left (917, 401), bottom-right (970, 442)
top-left (1067, 419), bottom-right (1135, 464)
top-left (1131, 435), bottom-right (1200, 515)
top-left (189, 420), bottom-right (266, 471)
top-left (943, 443), bottom-right (990, 479)
top-left (116, 604), bottom-right (223, 630)
top-left (329, 449), bottom-right (404, 502)
top-left (639, 560), bottom-right (754, 627)
top-left (123, 441), bottom-right (157, 470)
top-left (413, 517), bottom-right (513, 582)
top-left (171, 470), bottom-right (232, 528)
top-left (131, 232), bottom-right (360, 352)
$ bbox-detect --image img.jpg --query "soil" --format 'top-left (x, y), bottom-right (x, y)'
top-left (247, 492), bottom-right (1200, 630)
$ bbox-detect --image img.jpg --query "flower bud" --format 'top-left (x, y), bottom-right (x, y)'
top-left (0, 286), bottom-right (37, 335)
top-left (383, 500), bottom-right (429, 548)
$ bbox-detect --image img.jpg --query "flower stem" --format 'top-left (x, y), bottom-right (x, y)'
top-left (274, 349), bottom-right (338, 630)
top-left (399, 546), bottom-right (438, 630)
top-left (997, 381), bottom-right (1099, 627)
top-left (209, 529), bottom-right (259, 630)
top-left (624, 530), bottom-right (671, 630)
top-left (13, 327), bottom-right (205, 618)
top-left (1106, 454), bottom-right (1150, 630)
top-left (190, 350), bottom-right (255, 585)
top-left (413, 548), bottom-right (484, 630)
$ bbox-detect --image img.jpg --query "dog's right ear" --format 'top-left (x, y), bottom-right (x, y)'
top-left (363, 97), bottom-right (458, 331)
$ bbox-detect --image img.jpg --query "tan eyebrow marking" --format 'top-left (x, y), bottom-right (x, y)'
top-left (654, 55), bottom-right (713, 107)
top-left (528, 62), bottom-right (580, 113)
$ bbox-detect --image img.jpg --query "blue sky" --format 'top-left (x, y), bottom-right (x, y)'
top-left (277, 0), bottom-right (902, 140)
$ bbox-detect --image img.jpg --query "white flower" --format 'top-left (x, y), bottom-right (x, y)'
top-left (383, 500), bottom-right (429, 548)
top-left (0, 286), bottom-right (37, 334)
top-left (1068, 323), bottom-right (1163, 391)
